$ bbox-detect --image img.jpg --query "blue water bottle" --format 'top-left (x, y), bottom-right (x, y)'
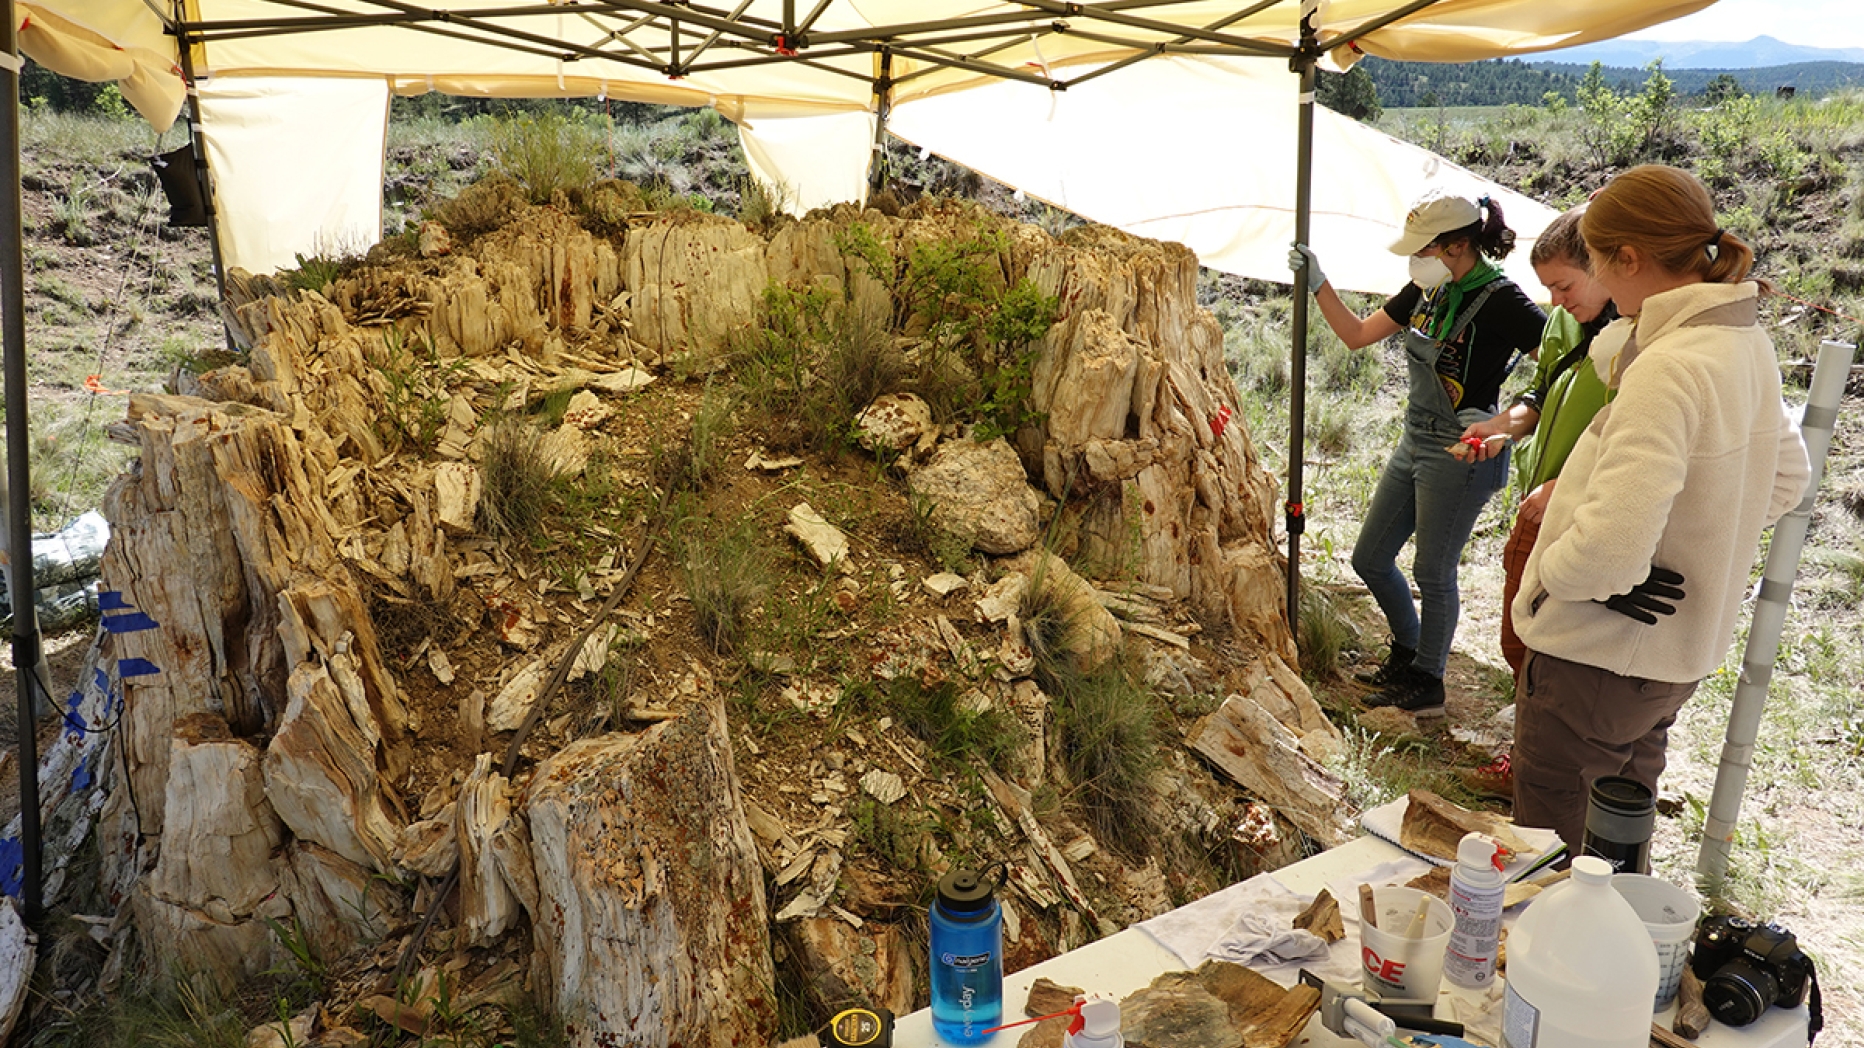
top-left (929, 865), bottom-right (1004, 1044)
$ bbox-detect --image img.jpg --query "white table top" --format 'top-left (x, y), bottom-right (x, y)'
top-left (894, 835), bottom-right (1811, 1048)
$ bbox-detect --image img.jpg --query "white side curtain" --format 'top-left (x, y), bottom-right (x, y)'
top-left (737, 105), bottom-right (877, 216)
top-left (886, 55), bottom-right (1558, 296)
top-left (198, 76), bottom-right (391, 274)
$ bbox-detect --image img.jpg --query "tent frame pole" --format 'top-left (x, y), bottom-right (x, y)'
top-left (174, 0), bottom-right (234, 350)
top-left (1285, 0), bottom-right (1319, 642)
top-left (1696, 337), bottom-right (1857, 889)
top-left (866, 48), bottom-right (893, 201)
top-left (1, 0), bottom-right (44, 929)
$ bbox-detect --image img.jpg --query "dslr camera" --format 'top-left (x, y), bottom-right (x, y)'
top-left (1691, 915), bottom-right (1816, 1027)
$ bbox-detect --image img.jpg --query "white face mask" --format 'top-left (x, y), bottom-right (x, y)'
top-left (1409, 254), bottom-right (1453, 290)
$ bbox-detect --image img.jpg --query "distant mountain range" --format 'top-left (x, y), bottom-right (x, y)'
top-left (1546, 35), bottom-right (1864, 70)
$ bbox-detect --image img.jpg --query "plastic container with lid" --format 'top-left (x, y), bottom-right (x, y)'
top-left (1501, 855), bottom-right (1659, 1048)
top-left (929, 866), bottom-right (1004, 1044)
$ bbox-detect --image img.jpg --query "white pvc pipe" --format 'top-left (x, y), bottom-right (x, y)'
top-left (1697, 338), bottom-right (1857, 887)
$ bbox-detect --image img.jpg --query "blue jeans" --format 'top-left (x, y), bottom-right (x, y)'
top-left (1351, 431), bottom-right (1509, 678)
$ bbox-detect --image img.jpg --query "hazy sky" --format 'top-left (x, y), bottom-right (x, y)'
top-left (1623, 0), bottom-right (1864, 50)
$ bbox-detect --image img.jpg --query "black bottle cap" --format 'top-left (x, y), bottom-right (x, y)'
top-left (936, 868), bottom-right (996, 915)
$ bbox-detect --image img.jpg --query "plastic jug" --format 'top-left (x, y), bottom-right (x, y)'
top-left (929, 866), bottom-right (1004, 1044)
top-left (1502, 856), bottom-right (1659, 1048)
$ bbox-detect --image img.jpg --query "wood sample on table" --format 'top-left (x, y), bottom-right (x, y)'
top-left (1193, 960), bottom-right (1322, 1048)
top-left (1399, 789), bottom-right (1530, 862)
top-left (1405, 865), bottom-right (1560, 909)
top-left (1674, 965), bottom-right (1711, 1039)
top-left (1292, 888), bottom-right (1345, 943)
top-left (1024, 976), bottom-right (1085, 1018)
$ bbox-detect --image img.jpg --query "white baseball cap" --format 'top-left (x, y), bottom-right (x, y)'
top-left (1388, 191), bottom-right (1482, 255)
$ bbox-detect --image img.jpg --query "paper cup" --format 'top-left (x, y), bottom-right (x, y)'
top-left (1612, 873), bottom-right (1701, 1009)
top-left (1360, 886), bottom-right (1455, 1004)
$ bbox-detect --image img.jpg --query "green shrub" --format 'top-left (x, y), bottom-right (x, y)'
top-left (1297, 582), bottom-right (1360, 680)
top-left (372, 329), bottom-right (459, 456)
top-left (889, 676), bottom-right (1024, 772)
top-left (738, 175), bottom-right (792, 232)
top-left (489, 110), bottom-right (601, 203)
top-left (50, 177), bottom-right (96, 246)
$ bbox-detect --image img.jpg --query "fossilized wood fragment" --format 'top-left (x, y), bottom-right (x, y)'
top-left (1399, 789), bottom-right (1529, 863)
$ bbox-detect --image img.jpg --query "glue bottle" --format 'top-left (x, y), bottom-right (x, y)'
top-left (1062, 996), bottom-right (1123, 1048)
top-left (929, 866), bottom-right (1004, 1044)
top-left (1444, 831), bottom-right (1506, 989)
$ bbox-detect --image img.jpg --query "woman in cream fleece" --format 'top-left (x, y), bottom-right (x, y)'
top-left (1510, 166), bottom-right (1810, 854)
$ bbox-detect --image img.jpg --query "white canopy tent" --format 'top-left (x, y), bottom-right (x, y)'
top-left (9, 0), bottom-right (1770, 922)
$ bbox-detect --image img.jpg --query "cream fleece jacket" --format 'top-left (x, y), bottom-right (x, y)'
top-left (1513, 281), bottom-right (1810, 684)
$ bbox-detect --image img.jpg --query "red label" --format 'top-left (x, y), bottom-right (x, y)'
top-left (1363, 946), bottom-right (1407, 983)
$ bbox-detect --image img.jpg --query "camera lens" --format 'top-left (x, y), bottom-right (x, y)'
top-left (1703, 959), bottom-right (1780, 1027)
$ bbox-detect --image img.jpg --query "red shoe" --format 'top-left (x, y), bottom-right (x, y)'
top-left (1460, 752), bottom-right (1514, 800)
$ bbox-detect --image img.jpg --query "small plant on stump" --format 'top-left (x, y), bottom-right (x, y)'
top-left (889, 676), bottom-right (1023, 772)
top-left (1047, 659), bottom-right (1162, 853)
top-left (676, 515), bottom-right (772, 656)
top-left (477, 417), bottom-right (558, 544)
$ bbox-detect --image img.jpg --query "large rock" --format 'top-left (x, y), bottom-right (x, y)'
top-left (908, 437), bottom-right (1043, 555)
top-left (527, 700), bottom-right (776, 1047)
top-left (785, 918), bottom-right (916, 1019)
top-left (457, 754), bottom-right (536, 946)
top-left (627, 215), bottom-right (767, 353)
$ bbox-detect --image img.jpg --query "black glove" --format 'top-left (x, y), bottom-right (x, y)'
top-left (1597, 566), bottom-right (1686, 625)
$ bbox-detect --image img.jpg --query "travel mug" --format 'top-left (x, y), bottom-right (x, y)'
top-left (1582, 775), bottom-right (1655, 874)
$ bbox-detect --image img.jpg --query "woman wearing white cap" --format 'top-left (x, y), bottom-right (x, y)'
top-left (1289, 191), bottom-right (1545, 714)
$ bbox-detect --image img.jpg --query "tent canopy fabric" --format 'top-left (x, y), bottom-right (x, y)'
top-left (30, 1), bottom-right (1715, 120)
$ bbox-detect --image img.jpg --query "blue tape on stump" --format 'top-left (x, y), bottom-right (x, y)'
top-left (101, 612), bottom-right (159, 634)
top-left (0, 837), bottom-right (20, 898)
top-left (117, 658), bottom-right (162, 678)
top-left (98, 591), bottom-right (133, 611)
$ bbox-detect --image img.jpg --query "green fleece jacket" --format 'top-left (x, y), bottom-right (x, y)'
top-left (1515, 306), bottom-right (1614, 493)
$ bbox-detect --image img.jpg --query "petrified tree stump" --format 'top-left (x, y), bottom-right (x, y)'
top-left (526, 699), bottom-right (775, 1047)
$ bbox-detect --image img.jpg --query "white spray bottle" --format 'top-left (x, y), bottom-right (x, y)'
top-left (1062, 995), bottom-right (1122, 1048)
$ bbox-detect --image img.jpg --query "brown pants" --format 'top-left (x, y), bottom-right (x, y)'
top-left (1512, 650), bottom-right (1699, 854)
top-left (1499, 482), bottom-right (1553, 679)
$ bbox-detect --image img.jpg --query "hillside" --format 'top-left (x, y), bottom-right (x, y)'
top-left (1545, 34), bottom-right (1864, 69)
top-left (1358, 54), bottom-right (1864, 107)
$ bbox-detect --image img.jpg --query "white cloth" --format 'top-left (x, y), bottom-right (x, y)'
top-left (1515, 281), bottom-right (1811, 683)
top-left (1136, 871), bottom-right (1305, 968)
top-left (1204, 912), bottom-right (1331, 967)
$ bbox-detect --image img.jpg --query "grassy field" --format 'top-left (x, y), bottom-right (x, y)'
top-left (8, 79), bottom-right (1864, 1043)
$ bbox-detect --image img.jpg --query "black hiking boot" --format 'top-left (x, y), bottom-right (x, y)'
top-left (1354, 639), bottom-right (1417, 686)
top-left (1363, 665), bottom-right (1446, 714)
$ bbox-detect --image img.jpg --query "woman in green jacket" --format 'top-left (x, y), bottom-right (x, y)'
top-left (1456, 208), bottom-right (1617, 678)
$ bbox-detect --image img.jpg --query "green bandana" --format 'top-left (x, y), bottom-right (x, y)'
top-left (1426, 259), bottom-right (1503, 342)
